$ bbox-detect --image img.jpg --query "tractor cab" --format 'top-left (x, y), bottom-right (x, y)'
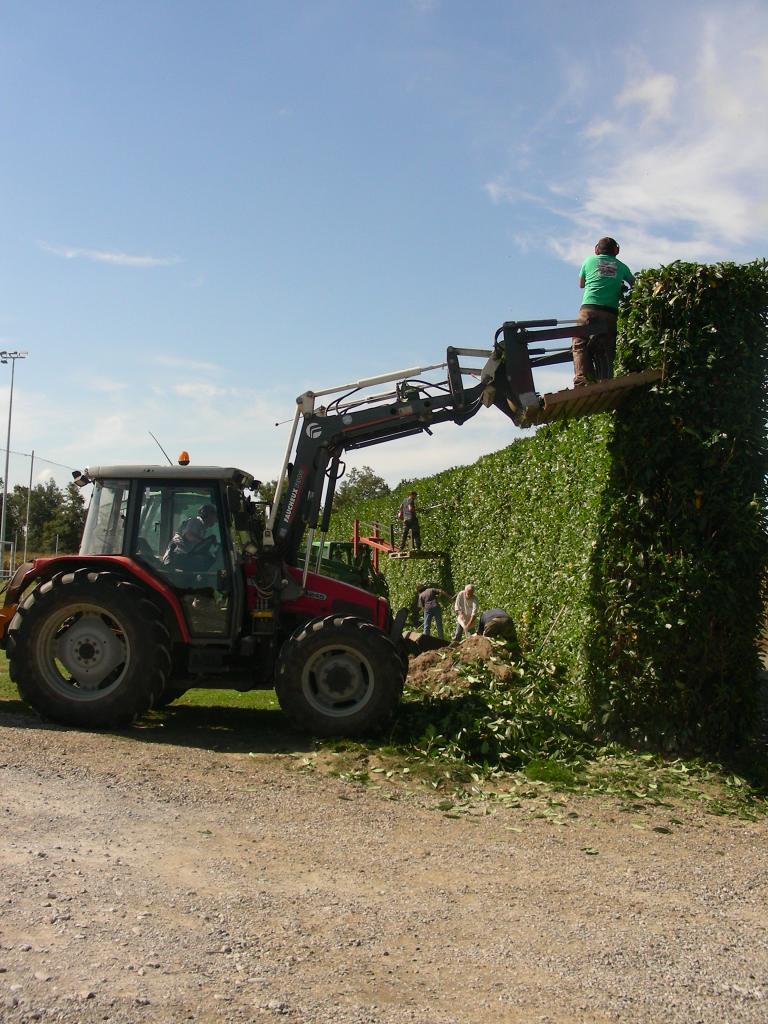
top-left (77, 465), bottom-right (260, 639)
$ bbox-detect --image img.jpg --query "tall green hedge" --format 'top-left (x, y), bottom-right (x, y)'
top-left (333, 417), bottom-right (610, 670)
top-left (587, 260), bottom-right (768, 750)
top-left (330, 261), bottom-right (768, 753)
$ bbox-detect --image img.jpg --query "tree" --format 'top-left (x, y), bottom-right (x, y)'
top-left (7, 479), bottom-right (67, 555)
top-left (0, 479), bottom-right (23, 542)
top-left (41, 482), bottom-right (87, 553)
top-left (256, 480), bottom-right (278, 505)
top-left (334, 466), bottom-right (390, 511)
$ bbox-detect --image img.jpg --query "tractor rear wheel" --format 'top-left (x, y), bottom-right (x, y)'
top-left (6, 570), bottom-right (171, 728)
top-left (276, 616), bottom-right (404, 737)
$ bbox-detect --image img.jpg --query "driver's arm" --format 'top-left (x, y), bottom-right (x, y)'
top-left (182, 517), bottom-right (205, 546)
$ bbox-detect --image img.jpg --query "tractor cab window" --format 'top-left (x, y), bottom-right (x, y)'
top-left (133, 483), bottom-right (232, 638)
top-left (227, 485), bottom-right (263, 556)
top-left (80, 480), bottom-right (130, 555)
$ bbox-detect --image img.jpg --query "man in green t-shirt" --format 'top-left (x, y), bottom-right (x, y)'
top-left (572, 237), bottom-right (634, 386)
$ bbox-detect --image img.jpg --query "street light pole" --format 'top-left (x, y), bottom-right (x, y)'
top-left (0, 351), bottom-right (28, 576)
top-left (23, 448), bottom-right (34, 563)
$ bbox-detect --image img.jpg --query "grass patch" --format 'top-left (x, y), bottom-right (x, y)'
top-left (2, 649), bottom-right (766, 818)
top-left (169, 688), bottom-right (278, 711)
top-left (523, 758), bottom-right (584, 789)
top-left (0, 655), bottom-right (277, 713)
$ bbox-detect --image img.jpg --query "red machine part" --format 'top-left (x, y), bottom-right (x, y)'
top-left (0, 556), bottom-right (191, 643)
top-left (279, 565), bottom-right (389, 631)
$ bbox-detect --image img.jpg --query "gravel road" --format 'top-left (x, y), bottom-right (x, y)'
top-left (1, 702), bottom-right (767, 1024)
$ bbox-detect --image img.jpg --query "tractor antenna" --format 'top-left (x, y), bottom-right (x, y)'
top-left (148, 430), bottom-right (174, 466)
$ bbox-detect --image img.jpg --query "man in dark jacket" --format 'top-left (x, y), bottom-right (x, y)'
top-left (399, 490), bottom-right (421, 550)
top-left (163, 503), bottom-right (218, 567)
top-left (477, 607), bottom-right (519, 652)
top-left (478, 608), bottom-right (512, 636)
top-left (417, 583), bottom-right (450, 639)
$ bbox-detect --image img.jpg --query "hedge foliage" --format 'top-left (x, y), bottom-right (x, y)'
top-left (330, 261), bottom-right (768, 754)
top-left (333, 416), bottom-right (610, 671)
top-left (587, 260), bottom-right (768, 751)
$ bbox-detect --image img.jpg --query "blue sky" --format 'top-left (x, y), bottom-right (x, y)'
top-left (1, 0), bottom-right (766, 495)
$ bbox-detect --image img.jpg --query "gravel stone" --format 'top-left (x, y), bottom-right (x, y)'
top-left (0, 710), bottom-right (766, 1023)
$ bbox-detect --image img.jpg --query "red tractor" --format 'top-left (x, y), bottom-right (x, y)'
top-left (0, 320), bottom-right (658, 735)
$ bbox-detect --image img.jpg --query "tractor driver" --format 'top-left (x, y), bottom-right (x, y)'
top-left (163, 503), bottom-right (219, 568)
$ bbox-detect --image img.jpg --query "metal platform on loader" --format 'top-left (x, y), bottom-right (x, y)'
top-left (516, 369), bottom-right (663, 427)
top-left (352, 520), bottom-right (446, 569)
top-left (388, 549), bottom-right (445, 560)
top-left (489, 320), bottom-right (662, 429)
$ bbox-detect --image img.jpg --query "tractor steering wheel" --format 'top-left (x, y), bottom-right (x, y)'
top-left (189, 534), bottom-right (217, 557)
top-left (181, 534), bottom-right (219, 571)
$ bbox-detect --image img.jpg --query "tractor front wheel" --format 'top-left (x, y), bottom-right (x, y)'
top-left (6, 570), bottom-right (171, 728)
top-left (276, 616), bottom-right (404, 737)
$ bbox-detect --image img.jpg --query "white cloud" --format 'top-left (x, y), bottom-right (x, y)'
top-left (39, 242), bottom-right (180, 268)
top-left (617, 72), bottom-right (677, 122)
top-left (583, 119), bottom-right (617, 141)
top-left (484, 181), bottom-right (542, 205)
top-left (489, 8), bottom-right (768, 268)
top-left (549, 228), bottom-right (720, 269)
top-left (86, 376), bottom-right (129, 393)
top-left (0, 366), bottom-right (296, 497)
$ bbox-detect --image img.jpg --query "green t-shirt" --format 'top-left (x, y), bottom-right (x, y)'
top-left (579, 254), bottom-right (634, 309)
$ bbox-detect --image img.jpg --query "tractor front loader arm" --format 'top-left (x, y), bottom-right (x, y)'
top-left (263, 318), bottom-right (660, 569)
top-left (263, 355), bottom-right (494, 566)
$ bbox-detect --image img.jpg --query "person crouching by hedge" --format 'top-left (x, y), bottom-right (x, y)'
top-left (477, 607), bottom-right (520, 654)
top-left (572, 236), bottom-right (634, 387)
top-left (477, 607), bottom-right (512, 636)
top-left (453, 584), bottom-right (478, 641)
top-left (417, 583), bottom-right (450, 640)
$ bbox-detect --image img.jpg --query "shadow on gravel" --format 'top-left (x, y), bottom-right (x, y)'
top-left (0, 698), bottom-right (313, 756)
top-left (133, 704), bottom-right (314, 755)
top-left (0, 696), bottom-right (28, 717)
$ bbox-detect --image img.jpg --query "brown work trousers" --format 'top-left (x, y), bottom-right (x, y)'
top-left (572, 305), bottom-right (617, 386)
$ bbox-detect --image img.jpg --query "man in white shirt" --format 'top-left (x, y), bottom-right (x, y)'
top-left (453, 584), bottom-right (478, 641)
